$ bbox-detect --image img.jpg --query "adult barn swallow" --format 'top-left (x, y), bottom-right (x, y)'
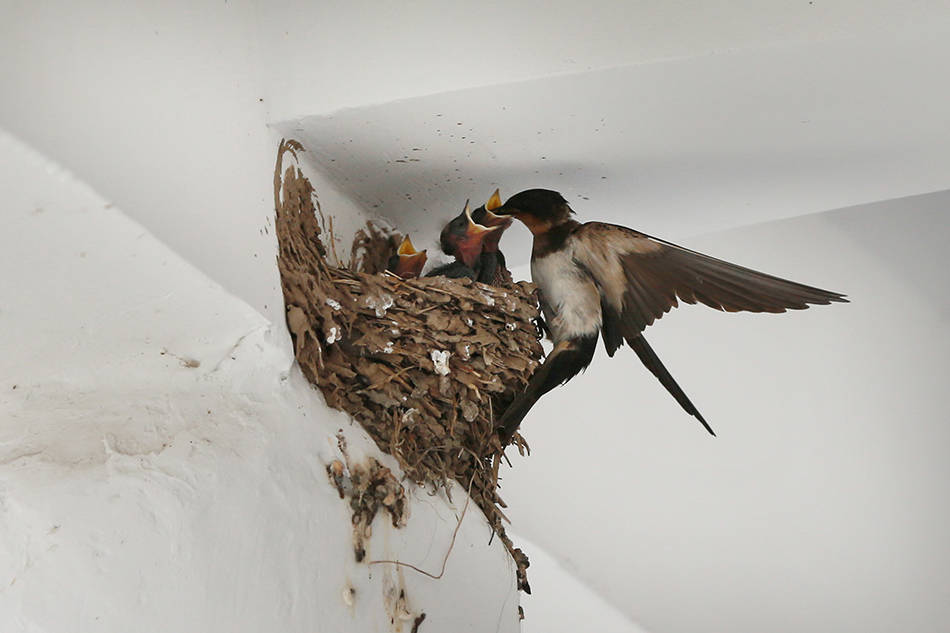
top-left (385, 235), bottom-right (428, 279)
top-left (471, 189), bottom-right (514, 284)
top-left (492, 189), bottom-right (847, 440)
top-left (426, 201), bottom-right (503, 279)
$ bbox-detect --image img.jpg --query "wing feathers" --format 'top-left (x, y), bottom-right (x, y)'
top-left (573, 222), bottom-right (847, 338)
top-left (627, 335), bottom-right (715, 435)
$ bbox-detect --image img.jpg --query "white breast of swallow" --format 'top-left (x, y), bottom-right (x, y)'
top-left (531, 243), bottom-right (602, 343)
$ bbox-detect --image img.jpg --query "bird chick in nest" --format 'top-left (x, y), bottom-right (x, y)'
top-left (427, 193), bottom-right (512, 282)
top-left (385, 235), bottom-right (428, 279)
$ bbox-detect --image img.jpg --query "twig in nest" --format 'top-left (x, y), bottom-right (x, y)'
top-left (411, 444), bottom-right (485, 472)
top-left (368, 471), bottom-right (475, 580)
top-left (357, 365), bottom-right (416, 393)
top-left (381, 271), bottom-right (416, 292)
top-left (415, 304), bottom-right (444, 316)
top-left (328, 214), bottom-right (343, 267)
top-left (491, 452), bottom-right (502, 492)
top-left (313, 192), bottom-right (331, 251)
top-left (458, 366), bottom-right (484, 380)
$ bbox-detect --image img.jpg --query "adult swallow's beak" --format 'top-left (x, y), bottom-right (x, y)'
top-left (488, 199), bottom-right (551, 236)
top-left (489, 200), bottom-right (516, 217)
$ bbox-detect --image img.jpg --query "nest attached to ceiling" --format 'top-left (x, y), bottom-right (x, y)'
top-left (273, 139), bottom-right (542, 592)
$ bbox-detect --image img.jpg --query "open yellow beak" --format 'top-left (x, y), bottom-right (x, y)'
top-left (480, 188), bottom-right (513, 225)
top-left (486, 189), bottom-right (502, 211)
top-left (465, 201), bottom-right (503, 236)
top-left (390, 234), bottom-right (427, 278)
top-left (397, 235), bottom-right (420, 256)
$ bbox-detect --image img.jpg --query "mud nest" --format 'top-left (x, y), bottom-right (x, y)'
top-left (273, 140), bottom-right (542, 591)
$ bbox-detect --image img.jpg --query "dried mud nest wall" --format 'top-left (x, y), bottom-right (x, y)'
top-left (273, 140), bottom-right (543, 591)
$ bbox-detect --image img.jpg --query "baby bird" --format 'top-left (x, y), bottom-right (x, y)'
top-left (426, 201), bottom-right (503, 279)
top-left (385, 235), bottom-right (427, 279)
top-left (471, 189), bottom-right (514, 285)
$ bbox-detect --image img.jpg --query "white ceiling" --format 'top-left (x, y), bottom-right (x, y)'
top-left (279, 28), bottom-right (950, 264)
top-left (261, 0), bottom-right (950, 120)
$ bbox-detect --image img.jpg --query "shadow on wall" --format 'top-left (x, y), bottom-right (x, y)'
top-left (818, 192), bottom-right (950, 317)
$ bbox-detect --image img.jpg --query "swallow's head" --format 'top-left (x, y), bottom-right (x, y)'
top-left (492, 189), bottom-right (574, 235)
top-left (469, 189), bottom-right (512, 251)
top-left (387, 235), bottom-right (428, 278)
top-left (440, 200), bottom-right (503, 267)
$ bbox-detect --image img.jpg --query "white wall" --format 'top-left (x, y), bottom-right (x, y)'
top-left (0, 130), bottom-right (522, 633)
top-left (502, 192), bottom-right (950, 633)
top-left (0, 0), bottom-right (372, 333)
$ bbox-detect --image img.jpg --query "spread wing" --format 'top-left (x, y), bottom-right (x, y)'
top-left (571, 222), bottom-right (848, 356)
